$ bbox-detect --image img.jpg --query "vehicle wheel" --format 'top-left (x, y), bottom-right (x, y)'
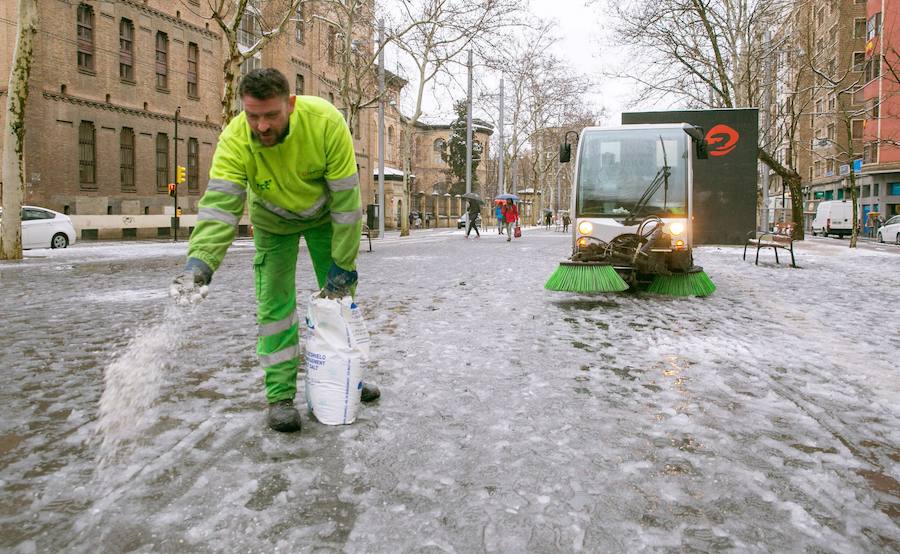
top-left (895, 233), bottom-right (900, 245)
top-left (51, 233), bottom-right (69, 249)
top-left (878, 232), bottom-right (884, 243)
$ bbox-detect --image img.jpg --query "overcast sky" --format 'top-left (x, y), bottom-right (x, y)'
top-left (390, 0), bottom-right (641, 127)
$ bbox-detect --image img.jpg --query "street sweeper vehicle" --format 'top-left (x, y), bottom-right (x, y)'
top-left (545, 123), bottom-right (716, 297)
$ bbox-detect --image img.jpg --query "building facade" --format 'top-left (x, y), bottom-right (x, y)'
top-left (763, 0), bottom-right (899, 230)
top-left (859, 0), bottom-right (900, 225)
top-left (0, 0), bottom-right (490, 237)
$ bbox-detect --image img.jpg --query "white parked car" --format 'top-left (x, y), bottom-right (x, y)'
top-left (0, 205), bottom-right (76, 249)
top-left (877, 215), bottom-right (900, 244)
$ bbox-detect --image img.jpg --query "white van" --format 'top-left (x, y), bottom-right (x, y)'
top-left (812, 200), bottom-right (853, 237)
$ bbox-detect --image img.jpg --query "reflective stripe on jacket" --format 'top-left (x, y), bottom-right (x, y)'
top-left (188, 96), bottom-right (361, 272)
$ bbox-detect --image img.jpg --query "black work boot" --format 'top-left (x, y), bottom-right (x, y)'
top-left (360, 383), bottom-right (381, 403)
top-left (267, 399), bottom-right (302, 432)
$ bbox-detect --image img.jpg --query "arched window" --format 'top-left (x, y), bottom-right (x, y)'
top-left (387, 126), bottom-right (394, 157)
top-left (433, 139), bottom-right (446, 164)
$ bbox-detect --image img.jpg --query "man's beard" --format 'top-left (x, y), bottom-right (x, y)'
top-left (257, 123), bottom-right (290, 145)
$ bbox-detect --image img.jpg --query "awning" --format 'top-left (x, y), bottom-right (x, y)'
top-left (373, 166), bottom-right (413, 181)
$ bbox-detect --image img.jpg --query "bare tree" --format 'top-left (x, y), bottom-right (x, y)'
top-left (802, 35), bottom-right (867, 247)
top-left (604, 0), bottom-right (813, 236)
top-left (478, 23), bottom-right (601, 201)
top-left (392, 0), bottom-right (523, 236)
top-left (1, 0), bottom-right (38, 261)
top-left (204, 0), bottom-right (305, 125)
top-left (313, 0), bottom-right (422, 133)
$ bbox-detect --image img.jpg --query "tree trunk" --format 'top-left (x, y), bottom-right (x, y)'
top-left (758, 148), bottom-right (805, 240)
top-left (848, 171), bottom-right (859, 247)
top-left (1, 0), bottom-right (38, 261)
top-left (221, 55), bottom-right (241, 127)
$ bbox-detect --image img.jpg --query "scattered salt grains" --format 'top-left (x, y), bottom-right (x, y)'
top-left (93, 306), bottom-right (186, 464)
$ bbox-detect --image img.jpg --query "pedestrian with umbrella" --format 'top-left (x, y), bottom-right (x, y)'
top-left (462, 192), bottom-right (482, 239)
top-left (494, 200), bottom-right (505, 235)
top-left (497, 193), bottom-right (519, 242)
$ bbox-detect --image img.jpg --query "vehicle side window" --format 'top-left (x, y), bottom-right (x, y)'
top-left (22, 209), bottom-right (54, 221)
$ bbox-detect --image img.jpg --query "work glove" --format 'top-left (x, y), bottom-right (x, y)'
top-left (321, 262), bottom-right (357, 299)
top-left (170, 257), bottom-right (213, 306)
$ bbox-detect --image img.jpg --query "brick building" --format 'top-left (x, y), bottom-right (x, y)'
top-left (0, 0), bottom-right (491, 237)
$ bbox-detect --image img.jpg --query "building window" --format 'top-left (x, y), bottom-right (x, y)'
top-left (187, 138), bottom-right (199, 192)
top-left (187, 42), bottom-right (199, 97)
top-left (120, 127), bottom-right (135, 192)
top-left (156, 133), bottom-right (169, 191)
top-left (865, 55), bottom-right (881, 83)
top-left (387, 126), bottom-right (394, 156)
top-left (327, 26), bottom-right (337, 63)
top-left (826, 158), bottom-right (834, 176)
top-left (237, 3), bottom-right (262, 95)
top-left (77, 4), bottom-right (94, 71)
top-left (852, 52), bottom-right (864, 73)
top-left (814, 160), bottom-right (823, 178)
top-left (863, 143), bottom-right (875, 164)
top-left (156, 32), bottom-right (169, 90)
top-left (433, 139), bottom-right (445, 164)
top-left (854, 18), bottom-right (866, 39)
top-left (815, 98), bottom-right (824, 115)
top-left (328, 92), bottom-right (335, 104)
top-left (867, 13), bottom-right (881, 41)
top-left (816, 7), bottom-right (824, 28)
top-left (851, 119), bottom-right (864, 140)
top-left (295, 6), bottom-right (304, 43)
top-left (119, 18), bottom-right (134, 81)
top-left (827, 123), bottom-right (835, 141)
top-left (295, 74), bottom-right (305, 95)
top-left (79, 121), bottom-right (96, 186)
top-left (828, 95), bottom-right (836, 112)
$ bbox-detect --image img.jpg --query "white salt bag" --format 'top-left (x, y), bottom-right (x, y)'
top-left (304, 293), bottom-right (371, 425)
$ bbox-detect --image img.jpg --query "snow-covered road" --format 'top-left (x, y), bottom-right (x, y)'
top-left (1, 229), bottom-right (898, 552)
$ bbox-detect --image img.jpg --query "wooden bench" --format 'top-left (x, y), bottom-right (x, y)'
top-left (361, 224), bottom-right (372, 252)
top-left (743, 221), bottom-right (797, 267)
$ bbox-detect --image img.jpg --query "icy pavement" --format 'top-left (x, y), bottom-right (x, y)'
top-left (1, 229), bottom-right (898, 552)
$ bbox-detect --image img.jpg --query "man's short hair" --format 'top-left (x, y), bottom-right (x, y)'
top-left (238, 68), bottom-right (290, 100)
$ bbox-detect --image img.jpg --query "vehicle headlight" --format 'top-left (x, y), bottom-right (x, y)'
top-left (576, 237), bottom-right (589, 248)
top-left (668, 222), bottom-right (685, 236)
top-left (577, 221), bottom-right (593, 235)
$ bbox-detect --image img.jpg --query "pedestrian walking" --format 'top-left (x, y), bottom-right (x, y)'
top-left (544, 211), bottom-right (552, 229)
top-left (501, 199), bottom-right (518, 242)
top-left (562, 213), bottom-right (571, 232)
top-left (169, 68), bottom-right (380, 434)
top-left (495, 203), bottom-right (504, 235)
top-left (464, 198), bottom-right (481, 238)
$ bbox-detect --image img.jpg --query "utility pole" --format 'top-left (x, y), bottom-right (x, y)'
top-left (173, 106), bottom-right (180, 242)
top-left (498, 78), bottom-right (504, 194)
top-left (377, 19), bottom-right (385, 239)
top-left (761, 32), bottom-right (771, 232)
top-left (465, 50), bottom-right (473, 195)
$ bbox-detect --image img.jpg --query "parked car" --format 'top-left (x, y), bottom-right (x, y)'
top-left (811, 200), bottom-right (853, 237)
top-left (877, 215), bottom-right (900, 244)
top-left (0, 206), bottom-right (76, 249)
top-left (457, 212), bottom-right (482, 229)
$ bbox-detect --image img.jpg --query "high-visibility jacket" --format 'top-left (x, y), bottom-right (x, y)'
top-left (188, 96), bottom-right (361, 273)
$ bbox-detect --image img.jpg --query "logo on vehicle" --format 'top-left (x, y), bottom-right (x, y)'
top-left (705, 124), bottom-right (740, 156)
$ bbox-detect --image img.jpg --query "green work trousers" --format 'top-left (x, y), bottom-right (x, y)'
top-left (253, 222), bottom-right (335, 403)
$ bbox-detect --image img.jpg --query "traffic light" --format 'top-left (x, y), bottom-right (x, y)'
top-left (176, 165), bottom-right (186, 184)
top-left (168, 183), bottom-right (176, 197)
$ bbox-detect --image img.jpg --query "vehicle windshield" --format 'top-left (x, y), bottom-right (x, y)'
top-left (576, 128), bottom-right (689, 218)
